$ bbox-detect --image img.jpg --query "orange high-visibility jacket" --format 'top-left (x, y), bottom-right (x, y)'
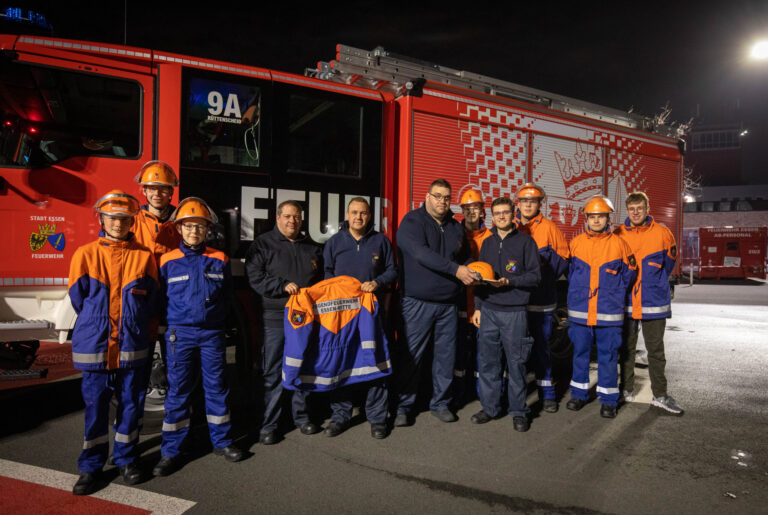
top-left (567, 230), bottom-right (637, 326)
top-left (68, 233), bottom-right (159, 371)
top-left (132, 206), bottom-right (181, 264)
top-left (613, 216), bottom-right (676, 320)
top-left (516, 212), bottom-right (570, 311)
top-left (464, 226), bottom-right (493, 318)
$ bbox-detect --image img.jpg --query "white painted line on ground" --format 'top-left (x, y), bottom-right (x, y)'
top-left (0, 459), bottom-right (196, 514)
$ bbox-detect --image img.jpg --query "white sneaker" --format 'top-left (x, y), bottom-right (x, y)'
top-left (621, 390), bottom-right (635, 403)
top-left (651, 395), bottom-right (684, 415)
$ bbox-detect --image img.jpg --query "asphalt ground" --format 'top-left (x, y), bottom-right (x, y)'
top-left (1, 282), bottom-right (766, 514)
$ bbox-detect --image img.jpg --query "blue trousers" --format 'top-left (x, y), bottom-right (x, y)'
top-left (569, 323), bottom-right (621, 406)
top-left (395, 297), bottom-right (457, 414)
top-left (329, 379), bottom-right (388, 425)
top-left (261, 325), bottom-right (309, 434)
top-left (79, 367), bottom-right (146, 473)
top-left (161, 327), bottom-right (233, 458)
top-left (527, 311), bottom-right (556, 400)
top-left (476, 309), bottom-right (532, 417)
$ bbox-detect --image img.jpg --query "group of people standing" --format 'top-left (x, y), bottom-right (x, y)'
top-left (67, 163), bottom-right (683, 497)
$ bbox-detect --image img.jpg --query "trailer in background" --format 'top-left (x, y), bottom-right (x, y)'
top-left (697, 227), bottom-right (767, 280)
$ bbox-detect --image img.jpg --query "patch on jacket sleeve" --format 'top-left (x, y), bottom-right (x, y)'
top-left (628, 254), bottom-right (637, 268)
top-left (670, 245), bottom-right (677, 258)
top-left (290, 309), bottom-right (307, 327)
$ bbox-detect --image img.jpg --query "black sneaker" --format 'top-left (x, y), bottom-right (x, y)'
top-left (651, 395), bottom-right (684, 416)
top-left (72, 471), bottom-right (100, 496)
top-left (566, 398), bottom-right (587, 411)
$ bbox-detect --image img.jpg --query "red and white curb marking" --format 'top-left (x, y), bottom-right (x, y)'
top-left (0, 459), bottom-right (196, 514)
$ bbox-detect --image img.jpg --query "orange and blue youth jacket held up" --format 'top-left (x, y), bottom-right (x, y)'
top-left (283, 276), bottom-right (391, 392)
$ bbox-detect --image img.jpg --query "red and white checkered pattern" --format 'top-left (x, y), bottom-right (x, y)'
top-left (459, 120), bottom-right (528, 200)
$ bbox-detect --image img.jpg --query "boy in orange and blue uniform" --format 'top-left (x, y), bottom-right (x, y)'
top-left (68, 190), bottom-right (159, 495)
top-left (614, 191), bottom-right (683, 415)
top-left (153, 198), bottom-right (243, 477)
top-left (514, 183), bottom-right (570, 412)
top-left (566, 196), bottom-right (637, 418)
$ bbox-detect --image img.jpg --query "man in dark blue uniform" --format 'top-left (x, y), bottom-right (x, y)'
top-left (394, 179), bottom-right (475, 426)
top-left (322, 197), bottom-right (398, 439)
top-left (471, 197), bottom-right (541, 432)
top-left (245, 200), bottom-right (323, 445)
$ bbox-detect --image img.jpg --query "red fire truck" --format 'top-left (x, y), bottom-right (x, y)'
top-left (0, 37), bottom-right (685, 399)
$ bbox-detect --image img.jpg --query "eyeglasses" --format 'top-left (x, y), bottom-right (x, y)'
top-left (492, 210), bottom-right (512, 217)
top-left (181, 223), bottom-right (208, 232)
top-left (429, 192), bottom-right (451, 203)
top-left (463, 206), bottom-right (482, 213)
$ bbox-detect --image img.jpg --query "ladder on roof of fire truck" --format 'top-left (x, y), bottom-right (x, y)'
top-left (309, 44), bottom-right (681, 138)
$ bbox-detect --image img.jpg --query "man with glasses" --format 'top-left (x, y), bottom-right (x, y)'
top-left (393, 179), bottom-right (475, 427)
top-left (514, 183), bottom-right (570, 413)
top-left (471, 197), bottom-right (540, 432)
top-left (245, 200), bottom-right (324, 444)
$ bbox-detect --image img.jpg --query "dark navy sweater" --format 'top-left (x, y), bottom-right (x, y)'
top-left (323, 221), bottom-right (398, 290)
top-left (396, 205), bottom-right (469, 303)
top-left (475, 226), bottom-right (541, 312)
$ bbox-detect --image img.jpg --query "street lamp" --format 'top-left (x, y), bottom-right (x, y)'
top-left (750, 40), bottom-right (768, 60)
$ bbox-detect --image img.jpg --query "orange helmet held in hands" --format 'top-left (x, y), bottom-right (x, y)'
top-left (467, 261), bottom-right (494, 281)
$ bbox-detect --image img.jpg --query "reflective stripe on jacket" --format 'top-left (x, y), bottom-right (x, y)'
top-left (283, 276), bottom-right (391, 392)
top-left (567, 229), bottom-right (637, 327)
top-left (613, 216), bottom-right (676, 319)
top-left (132, 205), bottom-right (181, 264)
top-left (68, 233), bottom-right (159, 371)
top-left (516, 212), bottom-right (570, 311)
top-left (160, 244), bottom-right (232, 328)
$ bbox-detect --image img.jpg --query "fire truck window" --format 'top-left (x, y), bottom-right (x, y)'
top-left (0, 63), bottom-right (140, 168)
top-left (726, 242), bottom-right (739, 251)
top-left (286, 93), bottom-right (362, 178)
top-left (182, 76), bottom-right (261, 169)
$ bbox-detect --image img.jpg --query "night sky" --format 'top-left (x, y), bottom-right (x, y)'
top-left (7, 1), bottom-right (768, 182)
